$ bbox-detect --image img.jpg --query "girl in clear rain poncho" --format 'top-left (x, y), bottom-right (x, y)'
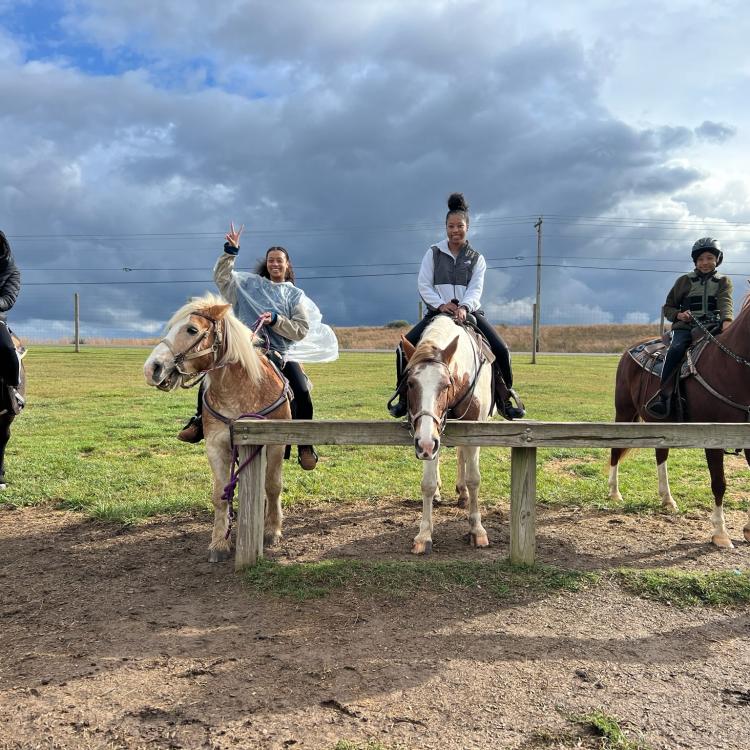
top-left (178, 223), bottom-right (338, 470)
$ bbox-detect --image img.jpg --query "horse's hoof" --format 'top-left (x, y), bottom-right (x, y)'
top-left (609, 492), bottom-right (623, 503)
top-left (0, 483), bottom-right (6, 491)
top-left (711, 534), bottom-right (735, 550)
top-left (412, 540), bottom-right (432, 555)
top-left (744, 527), bottom-right (750, 544)
top-left (465, 532), bottom-right (490, 548)
top-left (264, 532), bottom-right (282, 547)
top-left (661, 498), bottom-right (679, 514)
top-left (208, 548), bottom-right (231, 563)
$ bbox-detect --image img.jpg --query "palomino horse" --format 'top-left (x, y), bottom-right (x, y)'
top-left (609, 297), bottom-right (750, 548)
top-left (144, 294), bottom-right (291, 562)
top-left (401, 314), bottom-right (494, 554)
top-left (0, 333), bottom-right (26, 490)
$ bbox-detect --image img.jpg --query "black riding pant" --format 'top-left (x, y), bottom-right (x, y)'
top-left (404, 311), bottom-right (514, 388)
top-left (660, 328), bottom-right (693, 388)
top-left (0, 323), bottom-right (19, 387)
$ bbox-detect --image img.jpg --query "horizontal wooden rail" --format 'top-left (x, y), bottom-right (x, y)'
top-left (233, 420), bottom-right (750, 449)
top-left (231, 420), bottom-right (750, 570)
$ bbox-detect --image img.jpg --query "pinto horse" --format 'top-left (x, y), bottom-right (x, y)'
top-left (609, 297), bottom-right (750, 548)
top-left (401, 314), bottom-right (494, 554)
top-left (144, 294), bottom-right (291, 562)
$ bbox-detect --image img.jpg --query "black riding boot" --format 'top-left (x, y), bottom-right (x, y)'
top-left (647, 348), bottom-right (684, 419)
top-left (387, 344), bottom-right (408, 418)
top-left (494, 364), bottom-right (525, 420)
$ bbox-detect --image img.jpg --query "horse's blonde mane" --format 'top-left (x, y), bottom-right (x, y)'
top-left (407, 316), bottom-right (464, 369)
top-left (167, 293), bottom-right (263, 382)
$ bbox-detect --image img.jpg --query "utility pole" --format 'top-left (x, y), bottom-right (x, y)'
top-left (74, 292), bottom-right (80, 353)
top-left (532, 217), bottom-right (543, 364)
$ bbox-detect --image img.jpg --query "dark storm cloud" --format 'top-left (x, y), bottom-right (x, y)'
top-left (0, 2), bottom-right (738, 335)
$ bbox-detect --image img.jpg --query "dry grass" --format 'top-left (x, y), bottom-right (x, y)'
top-left (34, 324), bottom-right (661, 352)
top-left (333, 323), bottom-right (660, 353)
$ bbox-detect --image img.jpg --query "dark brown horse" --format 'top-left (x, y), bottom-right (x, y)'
top-left (0, 334), bottom-right (26, 490)
top-left (609, 297), bottom-right (750, 548)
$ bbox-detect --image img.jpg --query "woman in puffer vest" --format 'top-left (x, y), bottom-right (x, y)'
top-left (388, 193), bottom-right (524, 420)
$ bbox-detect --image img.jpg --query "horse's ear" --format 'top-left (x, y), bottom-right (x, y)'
top-left (401, 336), bottom-right (416, 362)
top-left (442, 335), bottom-right (460, 363)
top-left (205, 303), bottom-right (232, 320)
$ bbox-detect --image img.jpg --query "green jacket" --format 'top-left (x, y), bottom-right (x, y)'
top-left (663, 270), bottom-right (733, 331)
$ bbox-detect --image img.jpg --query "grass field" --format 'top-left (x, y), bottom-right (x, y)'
top-left (4, 346), bottom-right (749, 524)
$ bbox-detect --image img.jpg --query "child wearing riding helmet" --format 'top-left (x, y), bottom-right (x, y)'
top-left (648, 237), bottom-right (733, 418)
top-left (388, 192), bottom-right (524, 420)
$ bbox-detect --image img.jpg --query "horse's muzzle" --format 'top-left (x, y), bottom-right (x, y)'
top-left (415, 437), bottom-right (440, 460)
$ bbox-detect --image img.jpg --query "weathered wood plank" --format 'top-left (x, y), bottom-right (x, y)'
top-left (232, 419), bottom-right (750, 449)
top-left (510, 447), bottom-right (537, 565)
top-left (234, 446), bottom-right (266, 571)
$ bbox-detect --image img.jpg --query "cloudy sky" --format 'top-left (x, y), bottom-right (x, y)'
top-left (1, 0), bottom-right (749, 338)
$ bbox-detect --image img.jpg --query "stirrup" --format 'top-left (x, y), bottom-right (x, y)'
top-left (7, 386), bottom-right (24, 415)
top-left (499, 388), bottom-right (525, 420)
top-left (645, 394), bottom-right (671, 419)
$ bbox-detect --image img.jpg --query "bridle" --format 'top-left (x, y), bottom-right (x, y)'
top-left (407, 333), bottom-right (486, 438)
top-left (160, 311), bottom-right (223, 389)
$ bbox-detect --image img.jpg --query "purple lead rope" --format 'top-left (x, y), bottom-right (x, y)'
top-left (222, 413), bottom-right (267, 540)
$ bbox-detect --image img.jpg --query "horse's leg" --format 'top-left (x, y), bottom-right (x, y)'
top-left (744, 450), bottom-right (750, 543)
top-left (461, 446), bottom-right (488, 548)
top-left (456, 447), bottom-right (468, 508)
top-left (706, 448), bottom-right (733, 549)
top-left (656, 448), bottom-right (678, 512)
top-left (608, 448), bottom-right (627, 502)
top-left (264, 445), bottom-right (284, 547)
top-left (433, 456), bottom-right (442, 506)
top-left (206, 435), bottom-right (233, 562)
top-left (0, 415), bottom-right (12, 490)
top-left (413, 456), bottom-right (438, 555)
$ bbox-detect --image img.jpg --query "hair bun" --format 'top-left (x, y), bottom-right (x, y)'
top-left (447, 192), bottom-right (468, 213)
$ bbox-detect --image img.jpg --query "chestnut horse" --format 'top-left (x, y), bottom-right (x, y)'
top-left (401, 314), bottom-right (494, 554)
top-left (144, 294), bottom-right (291, 562)
top-left (609, 296), bottom-right (750, 548)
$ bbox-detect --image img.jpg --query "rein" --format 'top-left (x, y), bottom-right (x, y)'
top-left (676, 317), bottom-right (750, 418)
top-left (690, 316), bottom-right (750, 368)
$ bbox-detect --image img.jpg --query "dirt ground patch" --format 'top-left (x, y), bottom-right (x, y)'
top-left (1, 501), bottom-right (749, 750)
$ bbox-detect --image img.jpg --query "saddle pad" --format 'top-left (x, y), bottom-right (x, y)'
top-left (627, 337), bottom-right (709, 379)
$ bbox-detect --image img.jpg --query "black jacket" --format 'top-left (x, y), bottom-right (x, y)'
top-left (0, 234), bottom-right (20, 322)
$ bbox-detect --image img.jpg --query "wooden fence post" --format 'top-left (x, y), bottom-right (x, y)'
top-left (510, 446), bottom-right (536, 565)
top-left (234, 446), bottom-right (266, 570)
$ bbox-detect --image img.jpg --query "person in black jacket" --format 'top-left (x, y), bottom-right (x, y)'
top-left (0, 232), bottom-right (22, 413)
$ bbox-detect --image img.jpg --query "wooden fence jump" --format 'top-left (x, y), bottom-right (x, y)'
top-left (231, 419), bottom-right (750, 570)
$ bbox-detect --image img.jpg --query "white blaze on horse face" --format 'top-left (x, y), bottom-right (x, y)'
top-left (143, 315), bottom-right (187, 386)
top-left (412, 363), bottom-right (449, 459)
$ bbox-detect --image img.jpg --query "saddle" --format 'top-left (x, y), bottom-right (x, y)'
top-left (627, 333), bottom-right (710, 380)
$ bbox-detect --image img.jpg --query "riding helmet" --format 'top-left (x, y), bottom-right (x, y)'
top-left (691, 237), bottom-right (723, 266)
